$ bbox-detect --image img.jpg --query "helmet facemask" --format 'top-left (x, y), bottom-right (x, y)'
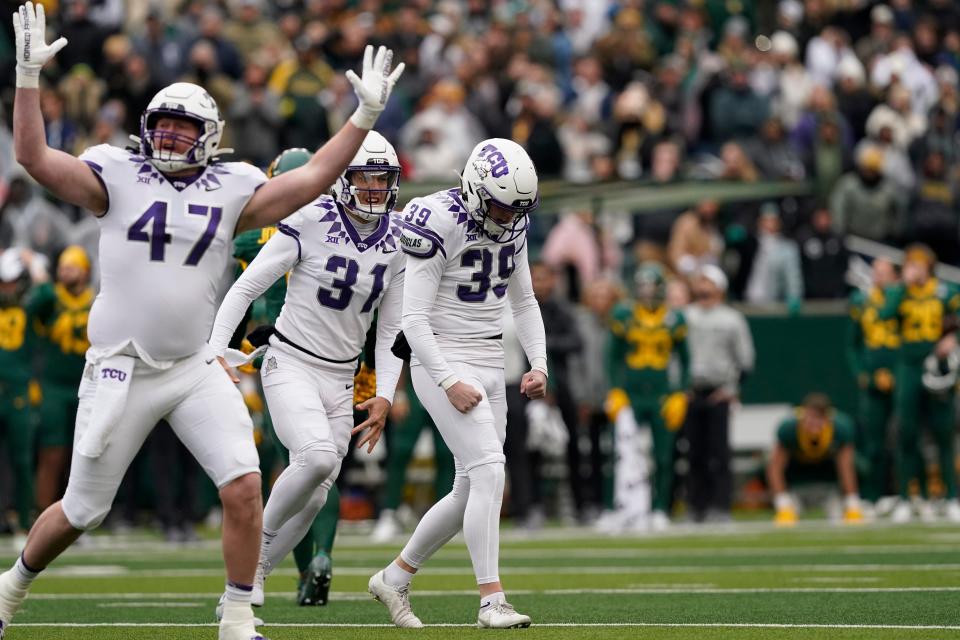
top-left (140, 109), bottom-right (218, 173)
top-left (338, 166), bottom-right (400, 223)
top-left (465, 182), bottom-right (538, 244)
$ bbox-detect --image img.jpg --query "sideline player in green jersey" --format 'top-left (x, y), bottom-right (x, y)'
top-left (29, 246), bottom-right (94, 510)
top-left (847, 257), bottom-right (899, 512)
top-left (606, 262), bottom-right (689, 531)
top-left (767, 393), bottom-right (862, 526)
top-left (0, 249), bottom-right (41, 534)
top-left (877, 244), bottom-right (960, 523)
top-left (232, 148), bottom-right (340, 606)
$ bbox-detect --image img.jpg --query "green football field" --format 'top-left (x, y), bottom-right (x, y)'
top-left (2, 521), bottom-right (960, 639)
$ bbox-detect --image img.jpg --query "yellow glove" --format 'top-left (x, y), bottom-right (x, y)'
top-left (873, 368), bottom-right (894, 393)
top-left (843, 507), bottom-right (864, 524)
top-left (605, 388), bottom-right (630, 422)
top-left (843, 495), bottom-right (864, 524)
top-left (354, 364), bottom-right (377, 405)
top-left (28, 380), bottom-right (43, 407)
top-left (661, 391), bottom-right (689, 431)
top-left (774, 506), bottom-right (798, 527)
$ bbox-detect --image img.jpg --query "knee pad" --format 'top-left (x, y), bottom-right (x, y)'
top-left (292, 446), bottom-right (339, 485)
top-left (61, 491), bottom-right (110, 531)
top-left (467, 462), bottom-right (505, 497)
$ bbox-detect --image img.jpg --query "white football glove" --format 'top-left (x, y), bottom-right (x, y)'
top-left (345, 44), bottom-right (404, 130)
top-left (12, 1), bottom-right (67, 88)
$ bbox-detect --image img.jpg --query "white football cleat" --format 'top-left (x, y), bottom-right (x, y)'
top-left (477, 601), bottom-right (532, 629)
top-left (945, 499), bottom-right (960, 523)
top-left (0, 570), bottom-right (28, 639)
top-left (650, 510), bottom-right (671, 532)
top-left (252, 561), bottom-right (266, 608)
top-left (215, 593), bottom-right (264, 627)
top-left (368, 570), bottom-right (423, 628)
top-left (890, 501), bottom-right (912, 524)
top-left (371, 510), bottom-right (401, 544)
top-left (217, 600), bottom-right (268, 640)
top-left (918, 500), bottom-right (937, 523)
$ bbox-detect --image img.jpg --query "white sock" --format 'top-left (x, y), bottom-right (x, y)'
top-left (400, 473), bottom-right (470, 568)
top-left (463, 463), bottom-right (505, 584)
top-left (480, 591), bottom-right (506, 609)
top-left (224, 580), bottom-right (253, 604)
top-left (11, 555), bottom-right (40, 589)
top-left (383, 561), bottom-right (415, 588)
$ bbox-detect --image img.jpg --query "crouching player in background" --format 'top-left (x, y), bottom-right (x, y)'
top-left (767, 393), bottom-right (863, 525)
top-left (603, 262), bottom-right (689, 532)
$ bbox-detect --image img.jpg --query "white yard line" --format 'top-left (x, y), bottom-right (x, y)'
top-left (13, 622), bottom-right (960, 630)
top-left (24, 586), bottom-right (960, 600)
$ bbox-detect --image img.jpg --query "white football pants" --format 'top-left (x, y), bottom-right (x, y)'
top-left (399, 362), bottom-right (507, 585)
top-left (61, 346), bottom-right (260, 531)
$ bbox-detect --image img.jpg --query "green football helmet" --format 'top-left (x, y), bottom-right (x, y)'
top-left (266, 147), bottom-right (311, 178)
top-left (635, 262), bottom-right (666, 307)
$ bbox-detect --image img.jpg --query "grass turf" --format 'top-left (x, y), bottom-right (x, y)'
top-left (2, 521), bottom-right (959, 639)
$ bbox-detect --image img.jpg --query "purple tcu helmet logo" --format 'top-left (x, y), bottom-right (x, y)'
top-left (101, 368), bottom-right (128, 382)
top-left (476, 144), bottom-right (510, 178)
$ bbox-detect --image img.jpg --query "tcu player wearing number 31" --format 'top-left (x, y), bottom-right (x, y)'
top-left (0, 3), bottom-right (403, 640)
top-left (369, 139), bottom-right (547, 629)
top-left (207, 131), bottom-right (406, 622)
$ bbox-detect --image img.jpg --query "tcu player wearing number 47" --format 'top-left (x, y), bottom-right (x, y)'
top-left (368, 139), bottom-right (548, 629)
top-left (0, 3), bottom-right (404, 640)
top-left (207, 131), bottom-right (406, 624)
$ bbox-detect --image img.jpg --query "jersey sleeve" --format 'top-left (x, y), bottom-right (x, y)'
top-left (399, 197), bottom-right (450, 260)
top-left (833, 412), bottom-right (856, 446)
top-left (374, 269), bottom-right (405, 403)
top-left (776, 419), bottom-right (797, 448)
top-left (507, 240), bottom-right (548, 375)
top-left (77, 144), bottom-right (134, 216)
top-left (24, 282), bottom-right (57, 325)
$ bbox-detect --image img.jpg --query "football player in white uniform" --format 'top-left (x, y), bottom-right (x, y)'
top-left (208, 131), bottom-right (406, 619)
top-left (0, 5), bottom-right (403, 640)
top-left (369, 139), bottom-right (548, 629)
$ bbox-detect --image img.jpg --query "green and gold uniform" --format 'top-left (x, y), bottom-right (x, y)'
top-left (29, 282), bottom-right (93, 449)
top-left (0, 296), bottom-right (37, 529)
top-left (608, 302), bottom-right (689, 513)
top-left (847, 287), bottom-right (899, 502)
top-left (777, 410), bottom-right (855, 486)
top-left (879, 278), bottom-right (960, 499)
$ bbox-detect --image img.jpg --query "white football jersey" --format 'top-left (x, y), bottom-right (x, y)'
top-left (399, 188), bottom-right (534, 376)
top-left (79, 144), bottom-right (266, 361)
top-left (273, 195), bottom-right (406, 362)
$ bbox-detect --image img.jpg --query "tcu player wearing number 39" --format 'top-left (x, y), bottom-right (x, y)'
top-left (207, 131), bottom-right (405, 621)
top-left (369, 139), bottom-right (547, 629)
top-left (0, 3), bottom-right (403, 640)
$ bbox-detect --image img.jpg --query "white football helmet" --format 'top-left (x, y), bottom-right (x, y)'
top-left (139, 82), bottom-right (225, 173)
top-left (332, 131), bottom-right (401, 223)
top-left (0, 249), bottom-right (29, 305)
top-left (460, 138), bottom-right (539, 243)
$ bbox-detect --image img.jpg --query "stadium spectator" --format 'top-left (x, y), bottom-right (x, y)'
top-left (1, 175), bottom-right (71, 264)
top-left (189, 5), bottom-right (244, 80)
top-left (767, 31), bottom-right (814, 130)
top-left (39, 88), bottom-right (77, 155)
top-left (743, 203), bottom-right (804, 311)
top-left (684, 265), bottom-right (755, 522)
top-left (668, 199), bottom-right (723, 276)
top-left (805, 114), bottom-right (853, 201)
top-left (744, 116), bottom-right (805, 181)
top-left (796, 207), bottom-right (850, 300)
top-left (907, 151), bottom-right (960, 266)
top-left (223, 0), bottom-right (285, 64)
top-left (708, 62), bottom-right (769, 144)
top-left (830, 145), bottom-right (904, 243)
top-left (833, 57), bottom-right (875, 143)
top-left (228, 60), bottom-right (282, 167)
top-left (133, 8), bottom-right (186, 87)
top-left (400, 79), bottom-right (484, 179)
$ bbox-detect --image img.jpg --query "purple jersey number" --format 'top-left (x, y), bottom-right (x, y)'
top-left (403, 204), bottom-right (432, 227)
top-left (456, 245), bottom-right (516, 302)
top-left (317, 257), bottom-right (389, 312)
top-left (128, 201), bottom-right (222, 266)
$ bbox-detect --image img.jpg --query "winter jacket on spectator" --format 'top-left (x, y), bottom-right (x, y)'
top-left (708, 68), bottom-right (770, 143)
top-left (830, 152), bottom-right (904, 242)
top-left (796, 209), bottom-right (850, 299)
